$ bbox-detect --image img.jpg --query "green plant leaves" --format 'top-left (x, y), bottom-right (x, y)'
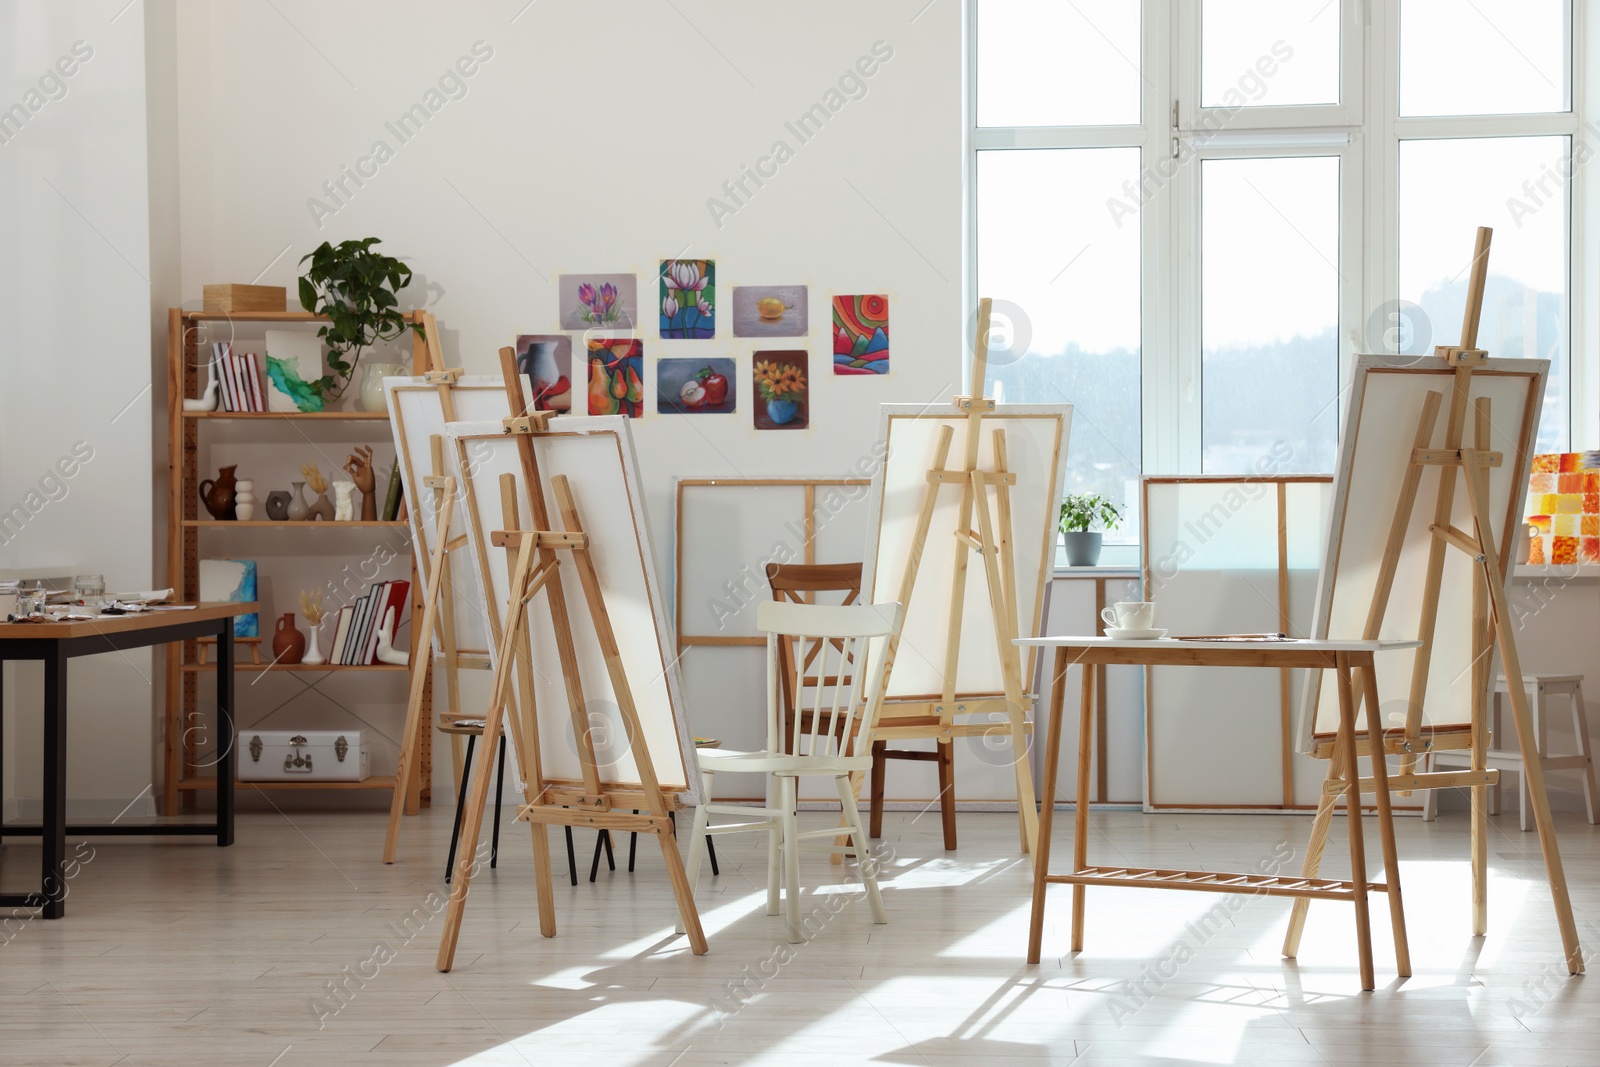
top-left (297, 237), bottom-right (420, 401)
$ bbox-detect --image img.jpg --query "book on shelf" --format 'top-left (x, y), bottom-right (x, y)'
top-left (213, 342), bottom-right (235, 411)
top-left (329, 606), bottom-right (354, 664)
top-left (381, 458), bottom-right (402, 523)
top-left (242, 351), bottom-right (266, 411)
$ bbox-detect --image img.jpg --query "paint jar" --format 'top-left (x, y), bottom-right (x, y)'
top-left (0, 579), bottom-right (18, 619)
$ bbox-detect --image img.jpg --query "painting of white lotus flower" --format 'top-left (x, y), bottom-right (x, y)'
top-left (660, 259), bottom-right (715, 339)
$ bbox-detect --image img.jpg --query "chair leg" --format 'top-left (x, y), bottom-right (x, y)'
top-left (445, 735), bottom-right (476, 884)
top-left (1571, 681), bottom-right (1599, 825)
top-left (837, 775), bottom-right (887, 925)
top-left (490, 733), bottom-right (507, 869)
top-left (1523, 684), bottom-right (1548, 833)
top-left (628, 811), bottom-right (638, 873)
top-left (590, 830), bottom-right (615, 882)
top-left (678, 771), bottom-right (714, 935)
top-left (779, 775), bottom-right (802, 943)
top-left (564, 826), bottom-right (577, 887)
top-left (869, 740), bottom-right (887, 838)
top-left (937, 739), bottom-right (957, 850)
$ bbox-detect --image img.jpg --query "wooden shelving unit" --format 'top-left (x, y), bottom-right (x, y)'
top-left (163, 308), bottom-right (434, 814)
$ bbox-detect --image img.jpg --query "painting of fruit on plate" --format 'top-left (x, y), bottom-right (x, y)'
top-left (657, 357), bottom-right (735, 415)
top-left (586, 338), bottom-right (644, 418)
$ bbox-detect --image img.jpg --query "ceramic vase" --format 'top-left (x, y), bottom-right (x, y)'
top-left (307, 490), bottom-right (335, 522)
top-left (234, 479), bottom-right (256, 521)
top-left (271, 613), bottom-right (305, 665)
top-left (360, 361), bottom-right (408, 413)
top-left (264, 491), bottom-right (291, 521)
top-left (765, 398), bottom-right (799, 425)
top-left (286, 481), bottom-right (310, 522)
top-left (302, 621), bottom-right (326, 666)
top-left (198, 465), bottom-right (239, 520)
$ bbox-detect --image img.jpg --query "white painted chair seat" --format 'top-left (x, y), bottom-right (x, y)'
top-left (677, 599), bottom-right (903, 943)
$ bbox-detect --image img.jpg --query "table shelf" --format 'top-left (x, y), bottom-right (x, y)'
top-left (178, 775), bottom-right (398, 791)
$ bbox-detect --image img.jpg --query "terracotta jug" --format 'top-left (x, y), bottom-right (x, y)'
top-left (272, 613), bottom-right (305, 665)
top-left (199, 465), bottom-right (239, 521)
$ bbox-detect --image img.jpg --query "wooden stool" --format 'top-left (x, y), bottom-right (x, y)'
top-left (441, 719), bottom-right (506, 883)
top-left (1426, 675), bottom-right (1598, 830)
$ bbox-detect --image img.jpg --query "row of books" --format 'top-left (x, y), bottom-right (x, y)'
top-left (327, 579), bottom-right (410, 665)
top-left (210, 342), bottom-right (269, 412)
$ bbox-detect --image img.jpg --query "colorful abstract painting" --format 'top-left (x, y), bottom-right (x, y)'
top-left (1526, 453), bottom-right (1600, 565)
top-left (658, 358), bottom-right (735, 415)
top-left (559, 273), bottom-right (638, 329)
top-left (514, 334), bottom-right (573, 412)
top-left (199, 558), bottom-right (258, 638)
top-left (586, 338), bottom-right (644, 418)
top-left (660, 260), bottom-right (714, 338)
top-left (732, 285), bottom-right (808, 337)
top-left (753, 351), bottom-right (808, 430)
top-left (832, 294), bottom-right (889, 375)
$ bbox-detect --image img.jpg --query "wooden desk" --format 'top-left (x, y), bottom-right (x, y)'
top-left (0, 602), bottom-right (249, 918)
top-left (1017, 635), bottom-right (1420, 990)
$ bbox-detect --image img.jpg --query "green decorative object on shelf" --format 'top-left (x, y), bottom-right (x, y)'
top-left (265, 355), bottom-right (325, 413)
top-left (297, 237), bottom-right (421, 403)
top-left (1059, 492), bottom-right (1123, 568)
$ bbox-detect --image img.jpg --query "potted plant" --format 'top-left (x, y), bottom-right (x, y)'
top-left (1059, 493), bottom-right (1123, 567)
top-left (295, 237), bottom-right (420, 404)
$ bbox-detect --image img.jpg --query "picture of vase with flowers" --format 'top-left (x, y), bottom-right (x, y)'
top-left (753, 351), bottom-right (809, 430)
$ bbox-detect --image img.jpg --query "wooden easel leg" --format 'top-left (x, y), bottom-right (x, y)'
top-left (1462, 452), bottom-right (1583, 973)
top-left (1336, 655), bottom-right (1375, 992)
top-left (869, 741), bottom-right (887, 838)
top-left (1471, 557), bottom-right (1490, 935)
top-left (1360, 663), bottom-right (1411, 978)
top-left (1070, 660), bottom-right (1094, 953)
top-left (937, 739), bottom-right (957, 850)
top-left (511, 626), bottom-right (555, 939)
top-left (1284, 732), bottom-right (1342, 959)
top-left (1027, 648), bottom-right (1069, 964)
top-left (383, 483), bottom-right (455, 864)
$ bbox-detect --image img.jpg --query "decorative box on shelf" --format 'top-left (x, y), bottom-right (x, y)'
top-left (241, 730), bottom-right (371, 782)
top-left (202, 284), bottom-right (287, 313)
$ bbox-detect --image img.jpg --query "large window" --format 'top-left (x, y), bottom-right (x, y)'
top-left (973, 0), bottom-right (1581, 558)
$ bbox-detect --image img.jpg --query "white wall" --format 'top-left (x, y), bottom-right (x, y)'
top-left (170, 0), bottom-right (967, 804)
top-left (1, 0), bottom-right (158, 818)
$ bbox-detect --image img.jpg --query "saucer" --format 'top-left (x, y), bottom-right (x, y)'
top-left (1106, 627), bottom-right (1168, 640)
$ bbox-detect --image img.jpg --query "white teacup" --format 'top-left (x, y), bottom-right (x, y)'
top-left (1101, 601), bottom-right (1155, 630)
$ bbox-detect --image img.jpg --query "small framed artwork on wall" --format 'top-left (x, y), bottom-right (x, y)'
top-left (585, 338), bottom-right (644, 417)
top-left (732, 285), bottom-right (808, 337)
top-left (560, 274), bottom-right (638, 329)
top-left (514, 334), bottom-right (573, 412)
top-left (658, 358), bottom-right (735, 414)
top-left (660, 260), bottom-right (715, 338)
top-left (752, 351), bottom-right (808, 430)
top-left (832, 294), bottom-right (889, 374)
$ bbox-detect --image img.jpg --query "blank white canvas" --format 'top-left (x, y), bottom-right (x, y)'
top-left (863, 405), bottom-right (1070, 700)
top-left (1296, 355), bottom-right (1547, 753)
top-left (447, 417), bottom-right (698, 800)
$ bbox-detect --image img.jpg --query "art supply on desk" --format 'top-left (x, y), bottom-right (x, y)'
top-left (1173, 632), bottom-right (1292, 642)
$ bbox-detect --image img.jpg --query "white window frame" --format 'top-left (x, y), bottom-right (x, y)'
top-left (967, 0), bottom-right (1591, 478)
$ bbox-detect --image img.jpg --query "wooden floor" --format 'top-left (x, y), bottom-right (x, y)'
top-left (2, 802), bottom-right (1598, 1066)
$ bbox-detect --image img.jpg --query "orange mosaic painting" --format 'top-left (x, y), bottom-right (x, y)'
top-left (1526, 453), bottom-right (1600, 565)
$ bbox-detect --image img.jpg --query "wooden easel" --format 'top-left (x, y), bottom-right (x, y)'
top-left (868, 298), bottom-right (1041, 855)
top-left (1283, 227), bottom-right (1583, 974)
top-left (383, 318), bottom-right (502, 863)
top-left (434, 349), bottom-right (707, 971)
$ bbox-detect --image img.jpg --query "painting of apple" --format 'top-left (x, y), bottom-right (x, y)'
top-left (657, 357), bottom-right (736, 415)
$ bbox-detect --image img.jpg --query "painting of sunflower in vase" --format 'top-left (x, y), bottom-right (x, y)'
top-left (587, 338), bottom-right (644, 418)
top-left (752, 351), bottom-right (808, 430)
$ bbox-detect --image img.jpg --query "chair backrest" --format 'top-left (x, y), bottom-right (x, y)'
top-left (755, 599), bottom-right (902, 761)
top-left (766, 562), bottom-right (862, 723)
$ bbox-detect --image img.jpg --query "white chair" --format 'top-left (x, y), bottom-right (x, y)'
top-left (679, 599), bottom-right (902, 943)
top-left (1425, 674), bottom-right (1598, 829)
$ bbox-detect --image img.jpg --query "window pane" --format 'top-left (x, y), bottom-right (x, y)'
top-left (1399, 138), bottom-right (1569, 452)
top-left (977, 148), bottom-right (1142, 543)
top-left (976, 0), bottom-right (1141, 127)
top-left (1401, 0), bottom-right (1568, 116)
top-left (1201, 156), bottom-right (1341, 474)
top-left (1201, 0), bottom-right (1340, 108)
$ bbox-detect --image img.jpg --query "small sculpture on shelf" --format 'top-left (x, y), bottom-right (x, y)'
top-left (344, 445), bottom-right (378, 521)
top-left (234, 479), bottom-right (256, 521)
top-left (198, 465), bottom-right (239, 520)
top-left (301, 463), bottom-right (335, 522)
top-left (183, 357), bottom-right (220, 412)
top-left (299, 588), bottom-right (327, 666)
top-left (264, 491), bottom-right (291, 521)
top-left (374, 606), bottom-right (409, 666)
top-left (333, 480), bottom-right (356, 521)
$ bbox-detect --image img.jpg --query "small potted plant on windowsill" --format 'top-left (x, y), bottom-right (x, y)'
top-left (1059, 493), bottom-right (1123, 567)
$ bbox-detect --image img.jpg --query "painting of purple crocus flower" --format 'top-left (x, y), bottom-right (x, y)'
top-left (660, 259), bottom-right (714, 339)
top-left (558, 273), bottom-right (637, 329)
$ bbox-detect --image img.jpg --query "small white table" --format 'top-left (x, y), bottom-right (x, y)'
top-left (1016, 635), bottom-right (1421, 990)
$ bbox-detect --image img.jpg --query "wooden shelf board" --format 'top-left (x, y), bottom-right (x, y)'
top-left (182, 311), bottom-right (325, 322)
top-left (183, 520), bottom-right (407, 528)
top-left (178, 775), bottom-right (398, 791)
top-left (183, 410), bottom-right (389, 420)
top-left (181, 663), bottom-right (409, 673)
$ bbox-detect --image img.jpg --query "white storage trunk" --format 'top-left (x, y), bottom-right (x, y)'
top-left (241, 730), bottom-right (370, 782)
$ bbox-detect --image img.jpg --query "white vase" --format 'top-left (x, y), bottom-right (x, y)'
top-left (234, 479), bottom-right (256, 521)
top-left (359, 361), bottom-right (408, 413)
top-left (302, 622), bottom-right (326, 666)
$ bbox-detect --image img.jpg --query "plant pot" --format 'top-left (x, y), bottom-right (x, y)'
top-left (1062, 530), bottom-right (1103, 567)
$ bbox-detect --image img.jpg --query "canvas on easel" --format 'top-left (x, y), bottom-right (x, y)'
top-left (859, 299), bottom-right (1070, 853)
top-left (1287, 227), bottom-right (1581, 974)
top-left (432, 349), bottom-right (706, 970)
